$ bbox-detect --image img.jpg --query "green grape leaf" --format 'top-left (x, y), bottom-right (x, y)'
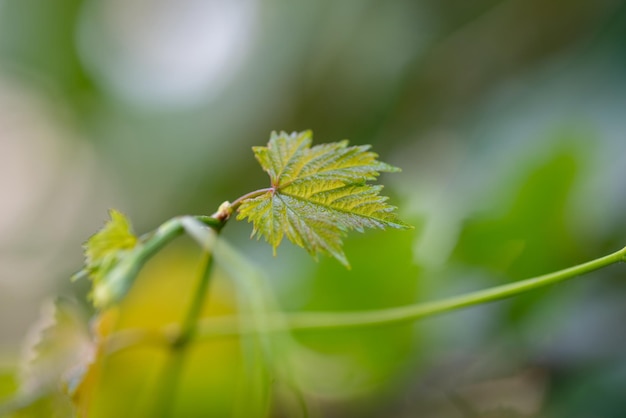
top-left (84, 209), bottom-right (137, 267)
top-left (237, 130), bottom-right (411, 267)
top-left (75, 209), bottom-right (140, 308)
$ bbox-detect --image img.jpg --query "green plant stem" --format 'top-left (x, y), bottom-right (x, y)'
top-left (229, 188), bottom-right (274, 212)
top-left (152, 247), bottom-right (216, 417)
top-left (269, 245), bottom-right (626, 333)
top-left (74, 215), bottom-right (223, 287)
top-left (138, 215), bottom-right (223, 261)
top-left (104, 245), bottom-right (626, 352)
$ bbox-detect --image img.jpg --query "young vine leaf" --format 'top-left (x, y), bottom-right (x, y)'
top-left (236, 130), bottom-right (411, 267)
top-left (75, 209), bottom-right (140, 308)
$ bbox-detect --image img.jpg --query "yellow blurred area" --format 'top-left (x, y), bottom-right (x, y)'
top-left (75, 242), bottom-right (252, 417)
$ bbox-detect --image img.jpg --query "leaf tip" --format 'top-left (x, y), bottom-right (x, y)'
top-left (378, 162), bottom-right (402, 173)
top-left (394, 219), bottom-right (414, 230)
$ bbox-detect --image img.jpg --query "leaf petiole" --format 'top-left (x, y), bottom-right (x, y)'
top-left (228, 188), bottom-right (274, 213)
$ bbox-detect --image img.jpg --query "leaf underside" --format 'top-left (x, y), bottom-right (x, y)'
top-left (237, 130), bottom-right (410, 267)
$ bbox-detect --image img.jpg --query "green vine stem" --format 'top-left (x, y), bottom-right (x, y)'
top-left (200, 244), bottom-right (626, 335)
top-left (152, 244), bottom-right (217, 418)
top-left (228, 188), bottom-right (274, 212)
top-left (139, 215), bottom-right (224, 253)
top-left (104, 245), bottom-right (626, 353)
top-left (87, 201), bottom-right (625, 415)
top-left (67, 215), bottom-right (225, 284)
top-left (109, 194), bottom-right (266, 273)
top-left (102, 211), bottom-right (227, 417)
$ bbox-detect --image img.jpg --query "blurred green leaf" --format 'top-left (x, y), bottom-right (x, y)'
top-left (293, 228), bottom-right (421, 402)
top-left (452, 143), bottom-right (585, 324)
top-left (453, 145), bottom-right (582, 279)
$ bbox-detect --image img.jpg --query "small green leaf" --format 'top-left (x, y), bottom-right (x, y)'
top-left (76, 209), bottom-right (140, 308)
top-left (237, 131), bottom-right (411, 267)
top-left (84, 209), bottom-right (137, 267)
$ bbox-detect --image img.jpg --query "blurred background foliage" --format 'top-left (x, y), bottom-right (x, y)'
top-left (1, 0), bottom-right (626, 416)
